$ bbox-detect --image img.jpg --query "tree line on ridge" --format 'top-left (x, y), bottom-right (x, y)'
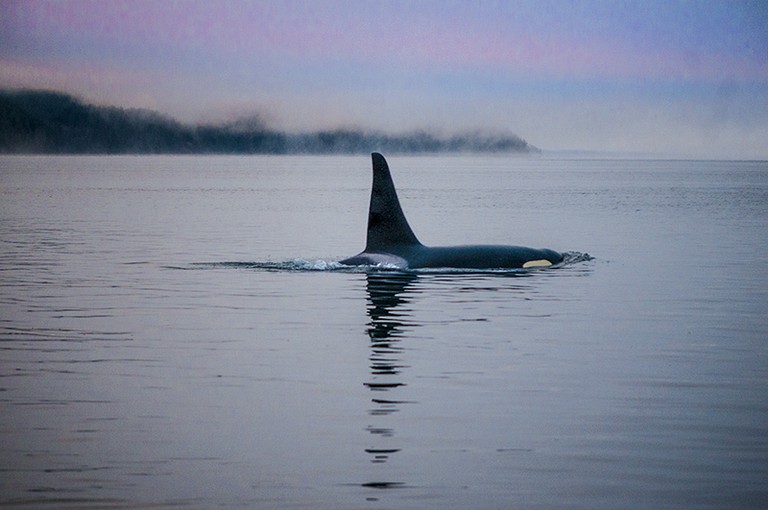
top-left (0, 89), bottom-right (537, 155)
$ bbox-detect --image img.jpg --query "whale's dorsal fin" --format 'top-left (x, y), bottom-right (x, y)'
top-left (365, 153), bottom-right (421, 252)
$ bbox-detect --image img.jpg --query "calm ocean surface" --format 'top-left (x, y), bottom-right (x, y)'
top-left (1, 154), bottom-right (767, 509)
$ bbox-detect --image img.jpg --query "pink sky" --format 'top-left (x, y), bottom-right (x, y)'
top-left (2, 0), bottom-right (767, 157)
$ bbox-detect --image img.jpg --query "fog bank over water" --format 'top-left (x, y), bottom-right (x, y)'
top-left (0, 89), bottom-right (534, 155)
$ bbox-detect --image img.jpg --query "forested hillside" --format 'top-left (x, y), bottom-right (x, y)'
top-left (0, 90), bottom-right (536, 155)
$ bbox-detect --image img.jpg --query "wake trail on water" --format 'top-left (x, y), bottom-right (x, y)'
top-left (180, 251), bottom-right (593, 274)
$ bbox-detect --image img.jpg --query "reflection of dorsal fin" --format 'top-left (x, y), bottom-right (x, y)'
top-left (365, 153), bottom-right (422, 252)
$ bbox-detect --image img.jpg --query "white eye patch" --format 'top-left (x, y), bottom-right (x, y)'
top-left (522, 259), bottom-right (553, 269)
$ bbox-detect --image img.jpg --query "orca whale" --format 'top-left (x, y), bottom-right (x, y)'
top-left (340, 153), bottom-right (563, 270)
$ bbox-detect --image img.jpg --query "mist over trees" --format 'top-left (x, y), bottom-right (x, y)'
top-left (0, 89), bottom-right (537, 154)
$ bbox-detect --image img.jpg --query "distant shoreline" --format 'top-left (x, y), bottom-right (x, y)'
top-left (0, 89), bottom-right (538, 155)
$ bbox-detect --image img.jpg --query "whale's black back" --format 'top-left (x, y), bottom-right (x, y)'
top-left (365, 153), bottom-right (422, 252)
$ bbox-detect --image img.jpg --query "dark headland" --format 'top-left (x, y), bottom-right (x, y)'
top-left (0, 89), bottom-right (538, 155)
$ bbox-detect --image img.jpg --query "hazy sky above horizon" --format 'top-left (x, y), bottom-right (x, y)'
top-left (1, 0), bottom-right (767, 158)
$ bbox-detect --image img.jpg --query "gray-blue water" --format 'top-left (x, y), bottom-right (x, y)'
top-left (1, 154), bottom-right (767, 509)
